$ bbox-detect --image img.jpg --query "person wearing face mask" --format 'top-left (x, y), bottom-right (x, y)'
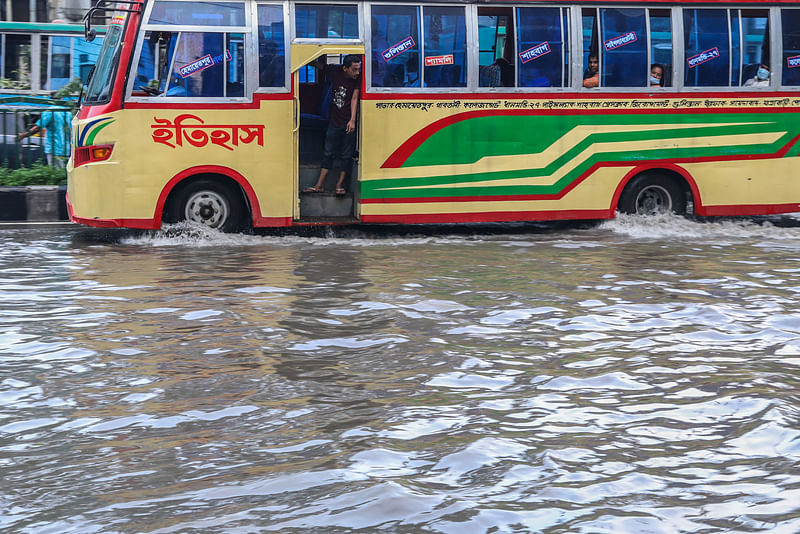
top-left (583, 55), bottom-right (599, 88)
top-left (649, 64), bottom-right (664, 87)
top-left (745, 63), bottom-right (770, 87)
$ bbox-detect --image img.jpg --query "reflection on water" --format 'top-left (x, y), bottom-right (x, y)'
top-left (2, 216), bottom-right (800, 533)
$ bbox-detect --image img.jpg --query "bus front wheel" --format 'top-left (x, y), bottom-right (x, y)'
top-left (618, 173), bottom-right (686, 216)
top-left (168, 178), bottom-right (246, 232)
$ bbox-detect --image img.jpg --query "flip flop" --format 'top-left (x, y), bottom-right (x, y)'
top-left (335, 188), bottom-right (346, 195)
top-left (303, 186), bottom-right (323, 193)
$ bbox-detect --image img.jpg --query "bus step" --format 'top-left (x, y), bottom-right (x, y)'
top-left (300, 191), bottom-right (354, 218)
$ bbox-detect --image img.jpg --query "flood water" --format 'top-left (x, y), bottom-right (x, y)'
top-left (2, 216), bottom-right (800, 533)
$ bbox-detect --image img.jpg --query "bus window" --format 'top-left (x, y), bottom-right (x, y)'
top-left (516, 7), bottom-right (568, 88)
top-left (370, 5), bottom-right (421, 88)
top-left (600, 8), bottom-right (647, 88)
top-left (683, 9), bottom-right (731, 87)
top-left (133, 31), bottom-right (159, 94)
top-left (782, 9), bottom-right (800, 86)
top-left (478, 7), bottom-right (514, 87)
top-left (738, 10), bottom-right (769, 86)
top-left (295, 4), bottom-right (358, 39)
top-left (649, 9), bottom-right (672, 88)
top-left (85, 19), bottom-right (125, 104)
top-left (3, 35), bottom-right (32, 89)
top-left (133, 31), bottom-right (245, 97)
top-left (75, 37), bottom-right (103, 83)
top-left (581, 8), bottom-right (599, 88)
top-left (423, 6), bottom-right (467, 88)
top-left (257, 4), bottom-right (286, 88)
top-left (149, 1), bottom-right (246, 26)
top-left (226, 34), bottom-right (245, 96)
top-left (44, 36), bottom-right (72, 91)
top-left (167, 32), bottom-right (245, 97)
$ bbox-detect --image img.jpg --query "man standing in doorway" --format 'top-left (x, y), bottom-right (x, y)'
top-left (303, 54), bottom-right (362, 195)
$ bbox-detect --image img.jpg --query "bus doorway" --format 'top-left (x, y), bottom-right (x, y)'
top-left (292, 48), bottom-right (364, 223)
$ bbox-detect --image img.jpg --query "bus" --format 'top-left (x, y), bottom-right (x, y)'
top-left (0, 21), bottom-right (105, 93)
top-left (68, 0), bottom-right (800, 231)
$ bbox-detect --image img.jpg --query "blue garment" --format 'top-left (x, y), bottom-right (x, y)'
top-left (36, 111), bottom-right (72, 156)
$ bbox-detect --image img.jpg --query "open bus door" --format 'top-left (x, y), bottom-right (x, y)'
top-left (290, 44), bottom-right (364, 223)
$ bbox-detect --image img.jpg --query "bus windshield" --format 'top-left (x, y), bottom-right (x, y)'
top-left (84, 18), bottom-right (126, 104)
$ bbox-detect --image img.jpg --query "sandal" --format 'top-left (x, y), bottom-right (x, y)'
top-left (335, 188), bottom-right (346, 195)
top-left (303, 186), bottom-right (323, 193)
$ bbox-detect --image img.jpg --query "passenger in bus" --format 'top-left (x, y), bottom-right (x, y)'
top-left (650, 64), bottom-right (664, 87)
top-left (744, 63), bottom-right (771, 87)
top-left (303, 54), bottom-right (362, 195)
top-left (259, 40), bottom-right (283, 86)
top-left (496, 58), bottom-right (514, 87)
top-left (583, 55), bottom-right (599, 88)
top-left (166, 75), bottom-right (188, 97)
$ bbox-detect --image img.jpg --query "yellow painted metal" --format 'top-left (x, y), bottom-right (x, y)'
top-left (69, 100), bottom-right (294, 223)
top-left (289, 43), bottom-right (365, 73)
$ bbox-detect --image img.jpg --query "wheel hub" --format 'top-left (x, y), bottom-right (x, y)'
top-left (184, 191), bottom-right (229, 228)
top-left (635, 185), bottom-right (672, 215)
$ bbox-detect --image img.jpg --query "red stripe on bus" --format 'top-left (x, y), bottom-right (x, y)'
top-left (125, 91), bottom-right (293, 110)
top-left (700, 203), bottom-right (800, 216)
top-left (361, 209), bottom-right (613, 224)
top-left (360, 201), bottom-right (800, 225)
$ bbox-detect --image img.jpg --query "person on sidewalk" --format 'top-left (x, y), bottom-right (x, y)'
top-left (18, 109), bottom-right (72, 168)
top-left (303, 54), bottom-right (361, 195)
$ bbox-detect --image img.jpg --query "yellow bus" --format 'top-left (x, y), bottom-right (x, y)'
top-left (69, 0), bottom-right (800, 231)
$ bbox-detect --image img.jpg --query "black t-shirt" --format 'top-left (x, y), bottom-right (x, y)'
top-left (324, 64), bottom-right (360, 127)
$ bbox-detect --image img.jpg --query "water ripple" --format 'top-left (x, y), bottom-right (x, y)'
top-left (2, 219), bottom-right (800, 532)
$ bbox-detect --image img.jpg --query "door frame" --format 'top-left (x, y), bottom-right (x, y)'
top-left (290, 43), bottom-right (365, 220)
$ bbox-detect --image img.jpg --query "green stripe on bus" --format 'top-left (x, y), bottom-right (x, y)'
top-left (400, 112), bottom-right (798, 168)
top-left (363, 119), bottom-right (795, 199)
top-left (85, 121), bottom-right (114, 146)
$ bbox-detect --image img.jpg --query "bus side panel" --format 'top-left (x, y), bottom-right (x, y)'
top-left (69, 100), bottom-right (294, 228)
top-left (358, 100), bottom-right (800, 222)
top-left (687, 158), bottom-right (800, 216)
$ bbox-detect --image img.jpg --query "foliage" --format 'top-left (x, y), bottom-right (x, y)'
top-left (0, 77), bottom-right (31, 90)
top-left (0, 164), bottom-right (67, 186)
top-left (54, 78), bottom-right (84, 112)
top-left (54, 78), bottom-right (84, 99)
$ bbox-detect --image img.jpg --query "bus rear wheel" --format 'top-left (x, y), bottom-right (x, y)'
top-left (169, 178), bottom-right (246, 232)
top-left (618, 173), bottom-right (686, 216)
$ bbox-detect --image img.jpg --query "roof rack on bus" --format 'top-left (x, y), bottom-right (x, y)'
top-left (83, 0), bottom-right (142, 41)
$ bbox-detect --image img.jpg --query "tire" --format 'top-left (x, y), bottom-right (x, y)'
top-left (168, 178), bottom-right (246, 232)
top-left (618, 173), bottom-right (686, 216)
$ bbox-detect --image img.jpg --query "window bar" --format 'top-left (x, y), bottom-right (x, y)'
top-left (165, 32), bottom-right (181, 93)
top-left (465, 4), bottom-right (477, 90)
top-left (513, 7), bottom-right (518, 87)
top-left (646, 9), bottom-right (652, 88)
top-left (419, 6), bottom-right (425, 88)
top-left (70, 37), bottom-right (76, 91)
top-left (738, 10), bottom-right (743, 86)
top-left (727, 9), bottom-right (732, 87)
top-left (596, 9), bottom-right (601, 88)
top-left (560, 7), bottom-right (566, 87)
top-left (46, 38), bottom-right (53, 91)
top-left (223, 34), bottom-right (228, 97)
top-left (771, 6), bottom-right (781, 87)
